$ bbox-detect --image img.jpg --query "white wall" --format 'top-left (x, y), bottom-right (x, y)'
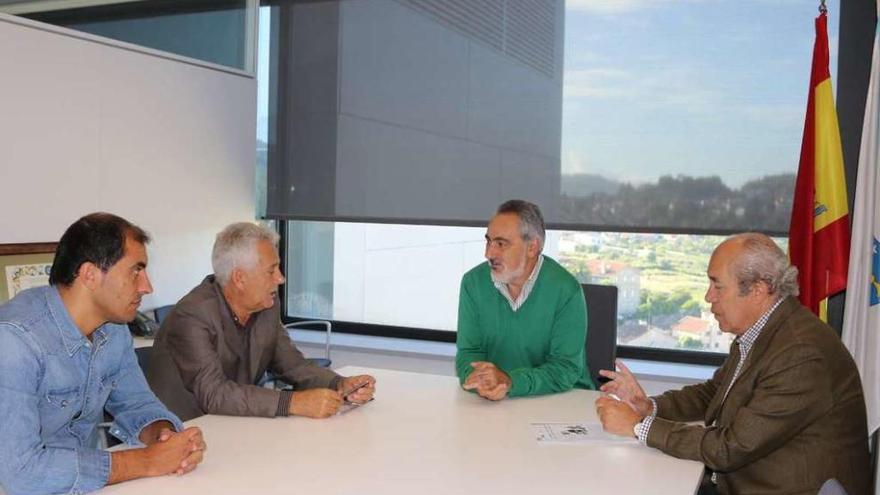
top-left (0, 14), bottom-right (256, 309)
top-left (332, 223), bottom-right (561, 331)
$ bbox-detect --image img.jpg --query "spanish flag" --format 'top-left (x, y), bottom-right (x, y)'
top-left (789, 11), bottom-right (850, 321)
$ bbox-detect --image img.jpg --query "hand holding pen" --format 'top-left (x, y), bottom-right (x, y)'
top-left (340, 375), bottom-right (377, 404)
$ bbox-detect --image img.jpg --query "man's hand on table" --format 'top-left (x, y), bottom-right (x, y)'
top-left (109, 426), bottom-right (206, 484)
top-left (595, 396), bottom-right (641, 438)
top-left (154, 427), bottom-right (207, 475)
top-left (464, 361), bottom-right (511, 401)
top-left (290, 388), bottom-right (343, 418)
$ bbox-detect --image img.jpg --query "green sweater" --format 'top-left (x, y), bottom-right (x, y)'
top-left (455, 256), bottom-right (594, 396)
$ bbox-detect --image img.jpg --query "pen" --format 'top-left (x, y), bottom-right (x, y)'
top-left (343, 381), bottom-right (370, 401)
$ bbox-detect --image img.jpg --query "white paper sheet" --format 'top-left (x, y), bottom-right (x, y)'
top-left (532, 422), bottom-right (636, 444)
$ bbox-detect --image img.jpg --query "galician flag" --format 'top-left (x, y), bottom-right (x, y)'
top-left (842, 0), bottom-right (880, 436)
top-left (789, 11), bottom-right (850, 320)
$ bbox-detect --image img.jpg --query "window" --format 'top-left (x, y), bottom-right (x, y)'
top-left (5, 0), bottom-right (253, 71)
top-left (259, 1), bottom-right (841, 363)
top-left (282, 220), bottom-right (782, 357)
top-left (559, 1), bottom-right (839, 232)
top-left (256, 4), bottom-right (270, 217)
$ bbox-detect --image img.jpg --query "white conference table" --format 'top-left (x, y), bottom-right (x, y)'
top-left (101, 366), bottom-right (703, 495)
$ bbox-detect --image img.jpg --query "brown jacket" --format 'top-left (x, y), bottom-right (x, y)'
top-left (648, 297), bottom-right (870, 495)
top-left (146, 276), bottom-right (339, 421)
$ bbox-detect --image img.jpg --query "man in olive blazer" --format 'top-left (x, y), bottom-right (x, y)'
top-left (596, 234), bottom-right (870, 495)
top-left (147, 223), bottom-right (375, 422)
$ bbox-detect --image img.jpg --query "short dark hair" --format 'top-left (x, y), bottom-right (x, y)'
top-left (49, 212), bottom-right (151, 287)
top-left (496, 199), bottom-right (545, 251)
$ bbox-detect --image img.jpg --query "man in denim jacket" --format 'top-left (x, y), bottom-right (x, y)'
top-left (0, 213), bottom-right (206, 495)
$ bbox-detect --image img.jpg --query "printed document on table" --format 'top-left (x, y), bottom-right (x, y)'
top-left (532, 422), bottom-right (635, 444)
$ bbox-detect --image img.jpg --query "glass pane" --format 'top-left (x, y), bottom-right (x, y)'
top-left (256, 4), bottom-right (271, 218)
top-left (557, 232), bottom-right (787, 353)
top-left (285, 220), bottom-right (787, 354)
top-left (560, 0), bottom-right (840, 232)
top-left (7, 0), bottom-right (249, 70)
top-left (286, 221), bottom-right (335, 320)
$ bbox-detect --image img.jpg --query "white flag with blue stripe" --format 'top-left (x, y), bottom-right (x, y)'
top-left (842, 2), bottom-right (880, 436)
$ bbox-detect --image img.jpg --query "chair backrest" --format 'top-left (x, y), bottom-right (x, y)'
top-left (581, 283), bottom-right (618, 386)
top-left (135, 346), bottom-right (152, 376)
top-left (153, 304), bottom-right (174, 325)
top-left (284, 320), bottom-right (332, 368)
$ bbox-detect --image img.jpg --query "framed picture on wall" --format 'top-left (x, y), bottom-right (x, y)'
top-left (0, 243), bottom-right (57, 303)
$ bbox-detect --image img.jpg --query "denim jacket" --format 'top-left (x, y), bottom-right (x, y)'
top-left (0, 286), bottom-right (183, 495)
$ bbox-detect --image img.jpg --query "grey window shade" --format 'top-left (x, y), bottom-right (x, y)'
top-left (266, 0), bottom-right (795, 234)
top-left (266, 0), bottom-right (565, 226)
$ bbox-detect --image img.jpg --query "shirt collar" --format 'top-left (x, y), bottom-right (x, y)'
top-left (736, 296), bottom-right (784, 356)
top-left (492, 255), bottom-right (544, 311)
top-left (215, 278), bottom-right (256, 331)
top-left (45, 285), bottom-right (102, 356)
top-left (526, 255), bottom-right (543, 285)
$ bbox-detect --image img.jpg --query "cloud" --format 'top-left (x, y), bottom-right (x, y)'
top-left (563, 68), bottom-right (631, 98)
top-left (633, 67), bottom-right (722, 111)
top-left (566, 0), bottom-right (709, 15)
top-left (562, 149), bottom-right (590, 174)
top-left (566, 0), bottom-right (655, 14)
top-left (736, 103), bottom-right (804, 131)
top-left (564, 64), bottom-right (723, 113)
top-left (564, 62), bottom-right (802, 133)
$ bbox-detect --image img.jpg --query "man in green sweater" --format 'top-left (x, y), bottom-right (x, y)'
top-left (456, 200), bottom-right (594, 400)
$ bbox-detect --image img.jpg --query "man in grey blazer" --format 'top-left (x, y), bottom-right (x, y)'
top-left (596, 233), bottom-right (870, 495)
top-left (147, 223), bottom-right (375, 422)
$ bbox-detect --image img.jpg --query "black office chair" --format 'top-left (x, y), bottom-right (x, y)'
top-left (135, 346), bottom-right (152, 376)
top-left (581, 283), bottom-right (618, 386)
top-left (153, 305), bottom-right (174, 325)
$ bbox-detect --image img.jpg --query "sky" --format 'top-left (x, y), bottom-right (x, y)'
top-left (256, 1), bottom-right (842, 189)
top-left (561, 0), bottom-right (841, 188)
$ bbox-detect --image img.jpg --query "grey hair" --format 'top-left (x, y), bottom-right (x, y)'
top-left (212, 222), bottom-right (280, 286)
top-left (728, 233), bottom-right (799, 299)
top-left (496, 199), bottom-right (545, 251)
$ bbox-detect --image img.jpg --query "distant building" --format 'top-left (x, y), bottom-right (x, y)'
top-left (558, 232), bottom-right (601, 253)
top-left (626, 327), bottom-right (678, 350)
top-left (671, 315), bottom-right (708, 346)
top-left (584, 259), bottom-right (640, 316)
top-left (671, 311), bottom-right (731, 352)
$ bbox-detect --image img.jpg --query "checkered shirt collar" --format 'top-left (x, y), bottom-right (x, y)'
top-left (735, 297), bottom-right (784, 356)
